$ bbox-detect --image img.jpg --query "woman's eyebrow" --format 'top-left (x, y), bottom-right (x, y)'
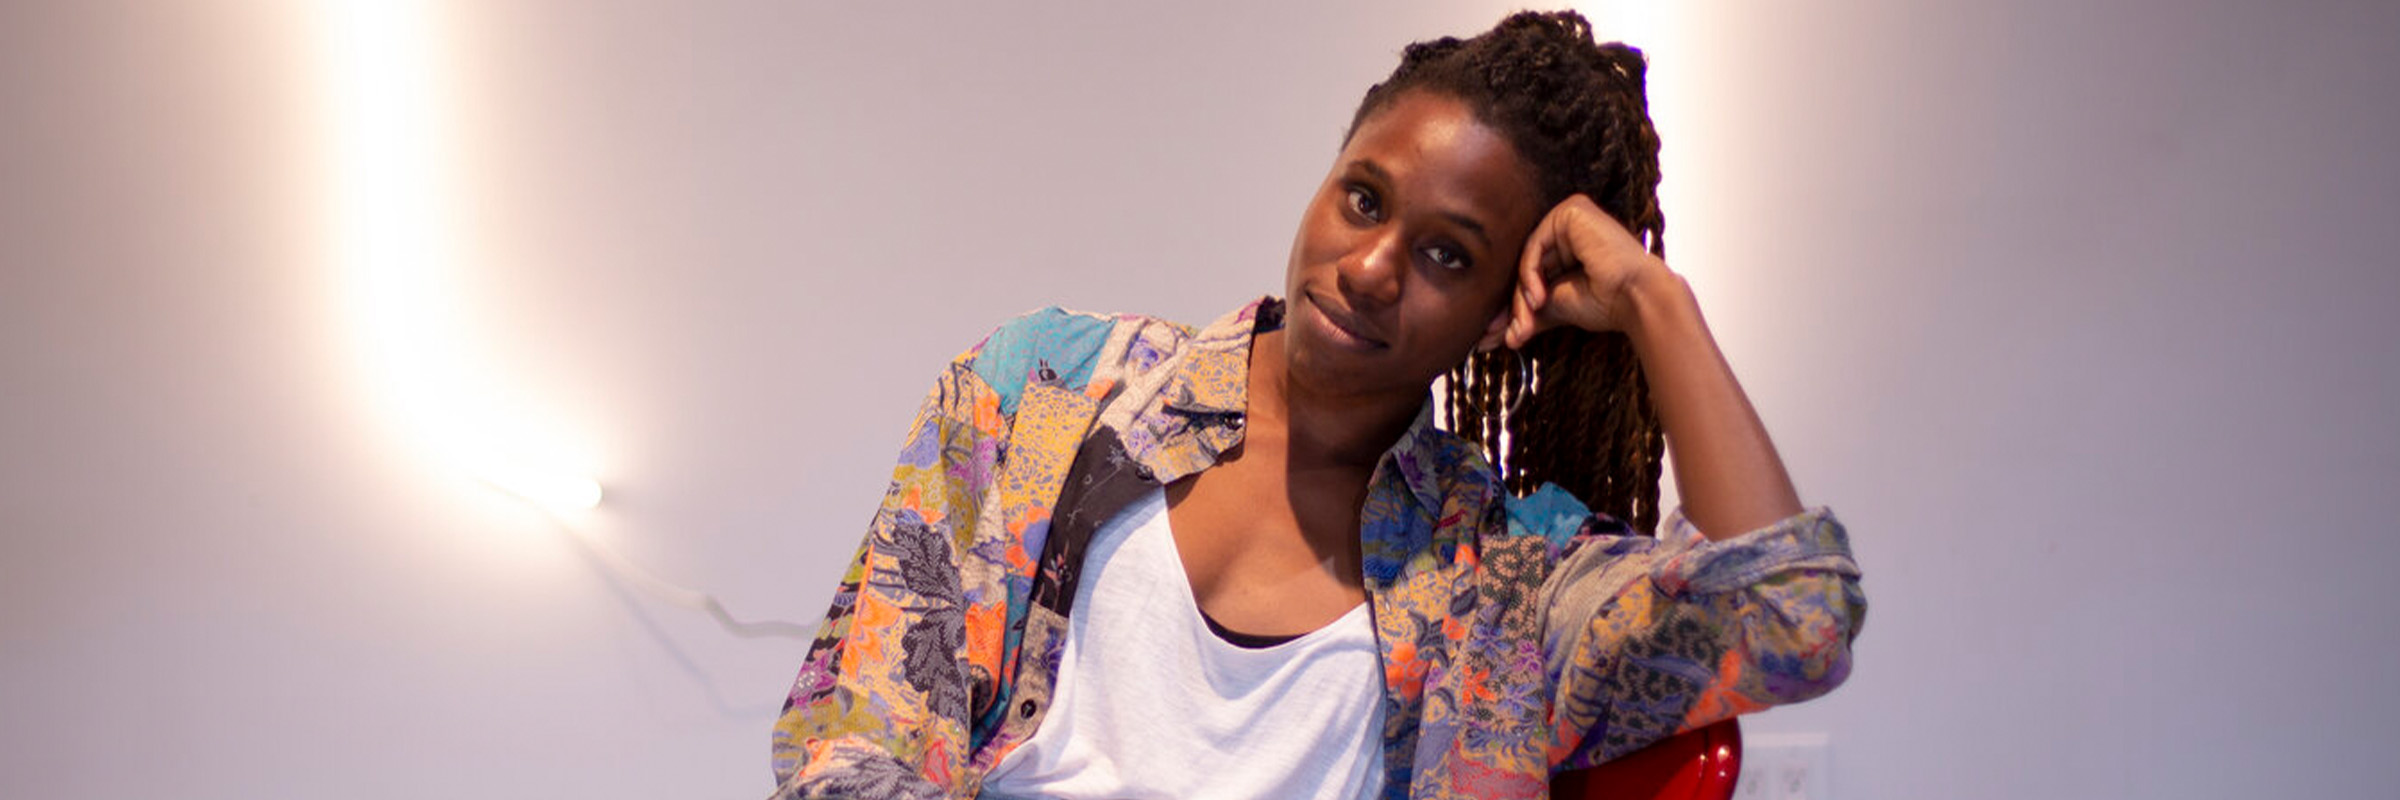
top-left (1353, 159), bottom-right (1395, 187)
top-left (1441, 212), bottom-right (1491, 249)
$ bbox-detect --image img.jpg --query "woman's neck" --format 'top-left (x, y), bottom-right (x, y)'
top-left (1245, 329), bottom-right (1426, 470)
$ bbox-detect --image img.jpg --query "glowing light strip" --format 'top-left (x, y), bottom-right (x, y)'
top-left (323, 1), bottom-right (601, 515)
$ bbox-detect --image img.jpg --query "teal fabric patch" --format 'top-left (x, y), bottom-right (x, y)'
top-left (1505, 482), bottom-right (1591, 549)
top-left (971, 307), bottom-right (1114, 415)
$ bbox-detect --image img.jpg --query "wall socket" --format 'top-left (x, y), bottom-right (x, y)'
top-left (1738, 732), bottom-right (1831, 800)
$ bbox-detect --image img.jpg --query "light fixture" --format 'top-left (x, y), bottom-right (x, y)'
top-left (320, 0), bottom-right (603, 515)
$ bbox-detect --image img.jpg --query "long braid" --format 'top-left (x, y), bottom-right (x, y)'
top-left (1355, 11), bottom-right (1668, 532)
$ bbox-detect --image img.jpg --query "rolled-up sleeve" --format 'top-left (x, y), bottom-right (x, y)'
top-left (1537, 502), bottom-right (1865, 769)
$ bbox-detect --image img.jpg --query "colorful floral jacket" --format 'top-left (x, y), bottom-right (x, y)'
top-left (770, 298), bottom-right (1864, 799)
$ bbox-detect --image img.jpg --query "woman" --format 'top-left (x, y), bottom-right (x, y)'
top-left (771, 11), bottom-right (1863, 799)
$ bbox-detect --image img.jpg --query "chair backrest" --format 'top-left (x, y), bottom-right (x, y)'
top-left (1550, 719), bottom-right (1742, 800)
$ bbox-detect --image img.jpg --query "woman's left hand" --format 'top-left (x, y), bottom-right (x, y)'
top-left (1500, 193), bottom-right (1671, 349)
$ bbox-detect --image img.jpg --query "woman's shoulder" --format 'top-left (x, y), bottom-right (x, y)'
top-left (964, 306), bottom-right (1194, 411)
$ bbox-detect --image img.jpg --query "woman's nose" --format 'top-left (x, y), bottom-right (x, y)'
top-left (1335, 230), bottom-right (1404, 306)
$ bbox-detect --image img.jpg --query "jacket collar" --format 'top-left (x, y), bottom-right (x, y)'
top-left (1156, 296), bottom-right (1273, 417)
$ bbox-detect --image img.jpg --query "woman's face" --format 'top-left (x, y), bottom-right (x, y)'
top-left (1282, 90), bottom-right (1545, 400)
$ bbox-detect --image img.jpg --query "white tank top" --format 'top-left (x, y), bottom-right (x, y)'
top-left (981, 488), bottom-right (1387, 800)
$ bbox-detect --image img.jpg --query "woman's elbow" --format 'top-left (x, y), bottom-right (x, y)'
top-left (1740, 572), bottom-right (1865, 705)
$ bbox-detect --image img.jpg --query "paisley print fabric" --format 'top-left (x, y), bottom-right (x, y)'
top-left (770, 298), bottom-right (1866, 799)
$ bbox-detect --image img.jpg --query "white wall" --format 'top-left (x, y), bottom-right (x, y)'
top-left (1675, 3), bottom-right (2400, 798)
top-left (2, 1), bottom-right (2394, 798)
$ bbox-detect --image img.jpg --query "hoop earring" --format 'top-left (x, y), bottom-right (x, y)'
top-left (1458, 352), bottom-right (1533, 419)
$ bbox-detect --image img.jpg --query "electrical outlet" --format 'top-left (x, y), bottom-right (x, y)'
top-left (1738, 732), bottom-right (1830, 800)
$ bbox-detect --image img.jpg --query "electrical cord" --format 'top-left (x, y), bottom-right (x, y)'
top-left (546, 515), bottom-right (814, 640)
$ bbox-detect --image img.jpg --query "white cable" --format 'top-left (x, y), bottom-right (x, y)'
top-left (547, 516), bottom-right (814, 640)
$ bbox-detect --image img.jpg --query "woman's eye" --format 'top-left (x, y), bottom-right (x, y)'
top-left (1424, 244), bottom-right (1470, 271)
top-left (1344, 185), bottom-right (1382, 222)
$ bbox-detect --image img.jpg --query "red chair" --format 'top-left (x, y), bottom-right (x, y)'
top-left (1551, 719), bottom-right (1742, 800)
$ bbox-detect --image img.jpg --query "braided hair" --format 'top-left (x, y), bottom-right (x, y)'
top-left (1349, 10), bottom-right (1667, 532)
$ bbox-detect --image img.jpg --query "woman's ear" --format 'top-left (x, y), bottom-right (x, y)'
top-left (1475, 306), bottom-right (1511, 352)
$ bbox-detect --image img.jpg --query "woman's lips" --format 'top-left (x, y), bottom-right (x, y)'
top-left (1305, 293), bottom-right (1388, 349)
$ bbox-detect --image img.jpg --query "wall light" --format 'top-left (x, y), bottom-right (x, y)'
top-left (319, 0), bottom-right (602, 516)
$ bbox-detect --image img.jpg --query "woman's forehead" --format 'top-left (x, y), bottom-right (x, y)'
top-left (1342, 92), bottom-right (1543, 234)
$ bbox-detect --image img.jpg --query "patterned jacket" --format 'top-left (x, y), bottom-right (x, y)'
top-left (770, 298), bottom-right (1865, 799)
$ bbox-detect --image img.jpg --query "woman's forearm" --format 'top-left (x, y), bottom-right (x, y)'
top-left (1620, 265), bottom-right (1803, 540)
